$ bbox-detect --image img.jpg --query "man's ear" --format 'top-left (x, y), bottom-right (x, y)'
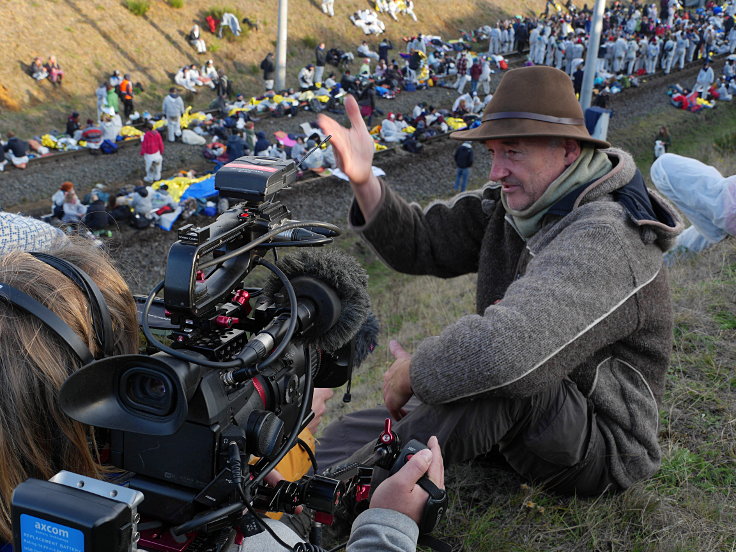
top-left (563, 139), bottom-right (582, 166)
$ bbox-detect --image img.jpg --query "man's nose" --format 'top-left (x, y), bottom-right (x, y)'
top-left (489, 159), bottom-right (509, 182)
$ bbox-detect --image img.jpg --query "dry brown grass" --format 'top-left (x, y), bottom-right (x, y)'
top-left (1, 0), bottom-right (545, 135)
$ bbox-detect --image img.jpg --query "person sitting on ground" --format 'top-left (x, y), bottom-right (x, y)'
top-left (80, 119), bottom-right (103, 149)
top-left (130, 184), bottom-right (153, 218)
top-left (45, 55), bottom-right (63, 86)
top-left (716, 76), bottom-right (733, 100)
top-left (175, 66), bottom-right (197, 93)
top-left (254, 131), bottom-right (271, 155)
top-left (301, 138), bottom-right (324, 169)
top-left (359, 58), bottom-right (372, 77)
top-left (187, 64), bottom-right (206, 88)
top-left (358, 40), bottom-right (380, 60)
top-left (82, 184), bottom-right (110, 206)
top-left (61, 190), bottom-right (87, 224)
top-left (198, 62), bottom-right (218, 89)
top-left (290, 136), bottom-right (307, 161)
top-left (298, 64), bottom-right (315, 90)
top-left (188, 24), bottom-right (207, 53)
top-left (151, 184), bottom-right (179, 212)
top-left (379, 112), bottom-right (407, 143)
top-left (66, 112), bottom-right (82, 141)
top-left (100, 108), bottom-right (122, 143)
top-left (231, 92), bottom-right (248, 110)
top-left (83, 194), bottom-right (112, 232)
top-left (341, 70), bottom-right (357, 93)
top-left (52, 181), bottom-right (74, 219)
top-left (2, 131), bottom-right (30, 170)
top-left (267, 141), bottom-right (288, 160)
top-left (107, 193), bottom-right (132, 222)
top-left (324, 72), bottom-right (338, 89)
top-left (30, 57), bottom-right (48, 80)
top-left (315, 66), bottom-right (683, 504)
top-left (226, 130), bottom-right (246, 162)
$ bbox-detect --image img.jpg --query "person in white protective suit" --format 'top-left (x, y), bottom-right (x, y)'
top-left (651, 153), bottom-right (736, 259)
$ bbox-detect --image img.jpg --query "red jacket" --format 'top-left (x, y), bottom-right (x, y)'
top-left (470, 63), bottom-right (482, 80)
top-left (140, 130), bottom-right (164, 155)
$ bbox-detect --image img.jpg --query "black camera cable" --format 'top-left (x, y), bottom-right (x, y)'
top-left (140, 257), bottom-right (298, 374)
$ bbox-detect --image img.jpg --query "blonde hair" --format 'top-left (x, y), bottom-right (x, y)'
top-left (0, 242), bottom-right (138, 542)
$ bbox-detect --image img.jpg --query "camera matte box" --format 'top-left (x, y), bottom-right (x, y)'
top-left (12, 479), bottom-right (134, 552)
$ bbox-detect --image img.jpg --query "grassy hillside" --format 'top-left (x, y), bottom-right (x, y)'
top-left (0, 0), bottom-right (543, 135)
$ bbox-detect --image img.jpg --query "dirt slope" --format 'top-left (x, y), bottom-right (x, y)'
top-left (0, 0), bottom-right (544, 134)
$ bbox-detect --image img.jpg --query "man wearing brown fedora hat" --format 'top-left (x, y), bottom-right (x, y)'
top-left (317, 66), bottom-right (683, 500)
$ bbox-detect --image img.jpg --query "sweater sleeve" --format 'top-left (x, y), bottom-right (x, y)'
top-left (347, 509), bottom-right (419, 552)
top-left (349, 180), bottom-right (490, 278)
top-left (409, 208), bottom-right (663, 404)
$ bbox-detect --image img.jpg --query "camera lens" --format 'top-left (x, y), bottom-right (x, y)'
top-left (120, 368), bottom-right (175, 417)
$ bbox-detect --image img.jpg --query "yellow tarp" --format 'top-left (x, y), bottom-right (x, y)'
top-left (120, 125), bottom-right (143, 137)
top-left (41, 134), bottom-right (58, 148)
top-left (152, 172), bottom-right (213, 202)
top-left (180, 106), bottom-right (207, 130)
top-left (445, 117), bottom-right (468, 130)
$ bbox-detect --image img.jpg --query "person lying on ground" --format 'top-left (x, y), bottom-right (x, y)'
top-left (2, 131), bottom-right (30, 170)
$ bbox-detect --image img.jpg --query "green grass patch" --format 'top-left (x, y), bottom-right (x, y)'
top-left (124, 0), bottom-right (150, 16)
top-left (711, 309), bottom-right (736, 329)
top-left (166, 0), bottom-right (184, 7)
top-left (650, 445), bottom-right (736, 495)
top-left (302, 35), bottom-right (319, 49)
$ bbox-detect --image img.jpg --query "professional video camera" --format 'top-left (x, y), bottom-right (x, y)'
top-left (9, 154), bottom-right (370, 552)
top-left (11, 153), bottom-right (447, 552)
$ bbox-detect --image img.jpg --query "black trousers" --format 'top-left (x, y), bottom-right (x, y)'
top-left (123, 98), bottom-right (134, 119)
top-left (315, 378), bottom-right (617, 497)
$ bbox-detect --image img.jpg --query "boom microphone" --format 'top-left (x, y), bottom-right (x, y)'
top-left (261, 249), bottom-right (371, 353)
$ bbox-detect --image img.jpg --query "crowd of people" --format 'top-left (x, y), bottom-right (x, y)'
top-left (1, 1), bottom-right (736, 549)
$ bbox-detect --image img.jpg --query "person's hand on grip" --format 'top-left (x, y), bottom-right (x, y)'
top-left (368, 436), bottom-right (444, 525)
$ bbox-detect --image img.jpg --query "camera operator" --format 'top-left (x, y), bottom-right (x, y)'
top-left (0, 242), bottom-right (444, 552)
top-left (317, 66), bottom-right (684, 498)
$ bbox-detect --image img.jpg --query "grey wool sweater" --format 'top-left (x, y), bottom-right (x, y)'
top-left (349, 148), bottom-right (684, 490)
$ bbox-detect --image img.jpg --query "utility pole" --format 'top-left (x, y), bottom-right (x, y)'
top-left (275, 0), bottom-right (288, 90)
top-left (580, 0), bottom-right (606, 110)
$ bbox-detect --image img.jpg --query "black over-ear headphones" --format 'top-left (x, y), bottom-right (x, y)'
top-left (0, 252), bottom-right (114, 364)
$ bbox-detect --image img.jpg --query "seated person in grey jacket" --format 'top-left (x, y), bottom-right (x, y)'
top-left (316, 66), bottom-right (684, 498)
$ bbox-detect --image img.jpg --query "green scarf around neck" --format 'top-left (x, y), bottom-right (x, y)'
top-left (501, 146), bottom-right (613, 239)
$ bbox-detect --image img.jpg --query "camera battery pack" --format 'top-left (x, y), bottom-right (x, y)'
top-left (215, 156), bottom-right (297, 203)
top-left (12, 474), bottom-right (143, 552)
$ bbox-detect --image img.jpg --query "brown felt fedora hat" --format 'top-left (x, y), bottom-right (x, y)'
top-left (451, 66), bottom-right (610, 148)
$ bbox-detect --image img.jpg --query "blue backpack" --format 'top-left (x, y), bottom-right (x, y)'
top-left (100, 139), bottom-right (118, 154)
